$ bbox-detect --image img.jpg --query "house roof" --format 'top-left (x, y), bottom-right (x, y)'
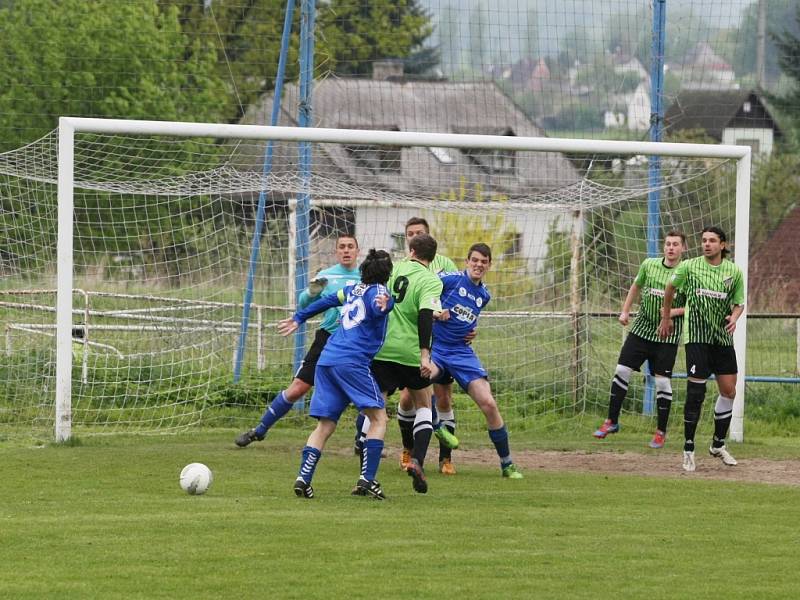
top-left (237, 79), bottom-right (580, 199)
top-left (664, 89), bottom-right (780, 140)
top-left (749, 205), bottom-right (800, 310)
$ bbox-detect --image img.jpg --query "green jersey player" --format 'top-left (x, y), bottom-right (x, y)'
top-left (659, 226), bottom-right (745, 472)
top-left (594, 231), bottom-right (686, 448)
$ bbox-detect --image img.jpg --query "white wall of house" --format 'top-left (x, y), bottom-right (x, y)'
top-left (627, 83), bottom-right (651, 132)
top-left (721, 127), bottom-right (774, 157)
top-left (354, 206), bottom-right (569, 275)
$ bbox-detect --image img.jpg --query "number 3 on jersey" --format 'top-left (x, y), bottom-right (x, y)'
top-left (341, 297), bottom-right (366, 329)
top-left (392, 275), bottom-right (409, 303)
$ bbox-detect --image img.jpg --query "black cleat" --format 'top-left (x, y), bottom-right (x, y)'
top-left (293, 478), bottom-right (314, 499)
top-left (406, 458), bottom-right (428, 494)
top-left (235, 428), bottom-right (264, 448)
top-left (351, 477), bottom-right (386, 500)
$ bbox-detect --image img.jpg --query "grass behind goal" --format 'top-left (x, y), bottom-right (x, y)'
top-left (3, 430), bottom-right (799, 600)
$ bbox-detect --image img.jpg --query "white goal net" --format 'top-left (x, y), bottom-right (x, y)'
top-left (0, 118), bottom-right (749, 440)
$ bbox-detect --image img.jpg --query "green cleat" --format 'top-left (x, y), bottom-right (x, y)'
top-left (434, 426), bottom-right (459, 450)
top-left (501, 463), bottom-right (523, 479)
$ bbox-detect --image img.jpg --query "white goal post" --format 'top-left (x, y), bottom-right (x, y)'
top-left (52, 117), bottom-right (751, 442)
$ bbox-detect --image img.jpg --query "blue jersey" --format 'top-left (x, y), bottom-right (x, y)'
top-left (294, 283), bottom-right (393, 367)
top-left (298, 264), bottom-right (360, 334)
top-left (433, 270), bottom-right (491, 347)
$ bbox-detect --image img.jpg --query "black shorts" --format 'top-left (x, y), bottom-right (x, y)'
top-left (294, 329), bottom-right (332, 385)
top-left (685, 343), bottom-right (738, 379)
top-left (617, 332), bottom-right (678, 377)
top-left (371, 359), bottom-right (431, 395)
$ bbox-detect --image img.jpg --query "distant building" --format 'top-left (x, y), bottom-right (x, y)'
top-left (665, 90), bottom-right (781, 156)
top-left (670, 42), bottom-right (738, 91)
top-left (749, 206), bottom-right (800, 310)
top-left (236, 64), bottom-right (580, 274)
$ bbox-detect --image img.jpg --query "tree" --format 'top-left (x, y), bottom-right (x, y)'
top-left (0, 0), bottom-right (227, 151)
top-left (316, 0), bottom-right (435, 77)
top-left (769, 5), bottom-right (800, 144)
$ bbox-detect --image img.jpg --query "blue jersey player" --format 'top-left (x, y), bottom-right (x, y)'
top-left (429, 243), bottom-right (523, 479)
top-left (235, 235), bottom-right (360, 448)
top-left (277, 249), bottom-right (395, 500)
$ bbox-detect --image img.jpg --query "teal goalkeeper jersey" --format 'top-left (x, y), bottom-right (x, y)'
top-left (375, 259), bottom-right (443, 366)
top-left (430, 254), bottom-right (458, 274)
top-left (670, 256), bottom-right (745, 346)
top-left (629, 257), bottom-right (685, 345)
top-left (297, 264), bottom-right (360, 333)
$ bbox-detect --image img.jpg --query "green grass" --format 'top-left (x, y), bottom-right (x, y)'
top-left (2, 429), bottom-right (799, 599)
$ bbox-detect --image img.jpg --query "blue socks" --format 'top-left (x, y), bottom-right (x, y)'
top-left (298, 446), bottom-right (322, 484)
top-left (255, 390), bottom-right (293, 437)
top-left (489, 425), bottom-right (512, 468)
top-left (361, 438), bottom-right (384, 481)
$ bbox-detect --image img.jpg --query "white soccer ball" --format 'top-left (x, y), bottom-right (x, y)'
top-left (179, 462), bottom-right (213, 495)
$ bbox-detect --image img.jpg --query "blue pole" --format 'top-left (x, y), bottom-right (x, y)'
top-left (643, 0), bottom-right (667, 415)
top-left (292, 0), bottom-right (316, 407)
top-left (233, 0), bottom-right (297, 383)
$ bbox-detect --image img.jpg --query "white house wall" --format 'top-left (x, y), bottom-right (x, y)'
top-left (721, 127), bottom-right (773, 157)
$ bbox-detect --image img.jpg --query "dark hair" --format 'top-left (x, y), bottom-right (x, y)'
top-left (467, 242), bottom-right (492, 261)
top-left (664, 230), bottom-right (686, 245)
top-left (336, 234), bottom-right (358, 247)
top-left (359, 249), bottom-right (393, 284)
top-left (409, 233), bottom-right (437, 262)
top-left (701, 226), bottom-right (729, 258)
top-left (404, 216), bottom-right (430, 234)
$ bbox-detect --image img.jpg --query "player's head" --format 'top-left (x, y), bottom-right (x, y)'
top-left (335, 234), bottom-right (359, 269)
top-left (700, 226), bottom-right (729, 259)
top-left (405, 217), bottom-right (430, 245)
top-left (466, 243), bottom-right (492, 281)
top-left (408, 233), bottom-right (437, 264)
top-left (359, 249), bottom-right (393, 285)
top-left (663, 230), bottom-right (686, 264)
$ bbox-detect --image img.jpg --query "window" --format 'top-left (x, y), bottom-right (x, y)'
top-left (429, 147), bottom-right (455, 164)
top-left (743, 101), bottom-right (752, 113)
top-left (464, 148), bottom-right (516, 174)
top-left (737, 138), bottom-right (760, 154)
top-left (345, 144), bottom-right (402, 174)
top-left (390, 233), bottom-right (406, 257)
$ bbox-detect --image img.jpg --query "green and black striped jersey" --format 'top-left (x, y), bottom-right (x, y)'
top-left (629, 258), bottom-right (685, 344)
top-left (670, 257), bottom-right (745, 346)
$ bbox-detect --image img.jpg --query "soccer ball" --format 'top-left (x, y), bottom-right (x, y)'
top-left (179, 462), bottom-right (213, 495)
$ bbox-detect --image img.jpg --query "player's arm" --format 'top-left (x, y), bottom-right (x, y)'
top-left (298, 273), bottom-right (329, 308)
top-left (725, 304), bottom-right (745, 334)
top-left (277, 289), bottom-right (345, 336)
top-left (657, 281), bottom-right (676, 339)
top-left (418, 308), bottom-right (435, 378)
top-left (619, 283), bottom-right (640, 326)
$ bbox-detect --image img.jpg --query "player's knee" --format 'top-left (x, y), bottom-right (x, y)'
top-left (654, 376), bottom-right (672, 397)
top-left (685, 379), bottom-right (706, 420)
top-left (284, 380), bottom-right (310, 402)
top-left (614, 364), bottom-right (633, 384)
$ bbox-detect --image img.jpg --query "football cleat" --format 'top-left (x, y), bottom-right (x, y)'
top-left (293, 478), bottom-right (314, 499)
top-left (649, 429), bottom-right (666, 449)
top-left (399, 448), bottom-right (412, 471)
top-left (235, 428), bottom-right (265, 447)
top-left (434, 426), bottom-right (459, 450)
top-left (439, 458), bottom-right (457, 476)
top-left (593, 419), bottom-right (620, 439)
top-left (407, 458), bottom-right (428, 494)
top-left (709, 445), bottom-right (738, 466)
top-left (501, 463), bottom-right (523, 479)
top-left (351, 477), bottom-right (386, 500)
top-left (682, 450), bottom-right (696, 472)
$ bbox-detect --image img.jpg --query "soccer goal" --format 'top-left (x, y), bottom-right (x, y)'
top-left (0, 117), bottom-right (750, 441)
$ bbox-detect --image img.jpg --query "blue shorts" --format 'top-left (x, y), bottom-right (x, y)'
top-left (309, 363), bottom-right (385, 422)
top-left (431, 345), bottom-right (488, 392)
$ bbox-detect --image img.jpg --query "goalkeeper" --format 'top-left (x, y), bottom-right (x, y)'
top-left (594, 231), bottom-right (686, 448)
top-left (234, 235), bottom-right (360, 447)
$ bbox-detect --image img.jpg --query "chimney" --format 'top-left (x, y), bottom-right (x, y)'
top-left (372, 59), bottom-right (404, 81)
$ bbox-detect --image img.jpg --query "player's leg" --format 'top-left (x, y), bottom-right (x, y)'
top-left (682, 343), bottom-right (711, 472)
top-left (649, 342), bottom-right (679, 449)
top-left (594, 334), bottom-right (645, 439)
top-left (466, 377), bottom-right (522, 479)
top-left (354, 407), bottom-right (389, 499)
top-left (708, 346), bottom-right (739, 466)
top-left (236, 330), bottom-right (329, 447)
top-left (396, 387), bottom-right (416, 469)
top-left (433, 382), bottom-right (457, 474)
top-left (294, 364), bottom-right (348, 498)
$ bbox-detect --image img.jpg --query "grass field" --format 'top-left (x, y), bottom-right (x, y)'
top-left (3, 427), bottom-right (799, 599)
